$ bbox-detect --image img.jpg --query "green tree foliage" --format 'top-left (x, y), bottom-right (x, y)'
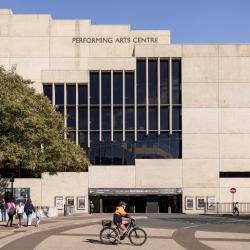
top-left (0, 67), bottom-right (89, 177)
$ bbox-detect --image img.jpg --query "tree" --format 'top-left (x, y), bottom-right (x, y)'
top-left (0, 66), bottom-right (89, 177)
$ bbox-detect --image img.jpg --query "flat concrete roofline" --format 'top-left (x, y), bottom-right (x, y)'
top-left (0, 9), bottom-right (13, 15)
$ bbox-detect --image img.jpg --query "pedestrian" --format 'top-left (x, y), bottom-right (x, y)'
top-left (35, 207), bottom-right (41, 227)
top-left (16, 202), bottom-right (24, 227)
top-left (6, 199), bottom-right (16, 227)
top-left (24, 199), bottom-right (35, 226)
top-left (0, 199), bottom-right (7, 222)
top-left (90, 201), bottom-right (94, 214)
top-left (233, 202), bottom-right (240, 216)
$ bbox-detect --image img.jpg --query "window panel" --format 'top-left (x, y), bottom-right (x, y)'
top-left (123, 132), bottom-right (135, 165)
top-left (148, 59), bottom-right (157, 104)
top-left (67, 131), bottom-right (76, 143)
top-left (43, 84), bottom-right (52, 102)
top-left (113, 72), bottom-right (123, 105)
top-left (90, 72), bottom-right (99, 105)
top-left (149, 107), bottom-right (157, 130)
top-left (101, 72), bottom-right (111, 105)
top-left (78, 107), bottom-right (88, 130)
top-left (137, 107), bottom-right (146, 130)
top-left (56, 106), bottom-right (64, 117)
top-left (125, 107), bottom-right (134, 130)
top-left (160, 107), bottom-right (169, 130)
top-left (125, 72), bottom-right (134, 104)
top-left (114, 107), bottom-right (123, 130)
top-left (67, 107), bottom-right (76, 129)
top-left (67, 84), bottom-right (76, 105)
top-left (90, 107), bottom-right (99, 130)
top-left (90, 132), bottom-right (100, 165)
top-left (170, 132), bottom-right (182, 158)
top-left (173, 107), bottom-right (181, 130)
top-left (102, 107), bottom-right (111, 130)
top-left (136, 60), bottom-right (146, 104)
top-left (55, 84), bottom-right (64, 105)
top-left (79, 132), bottom-right (88, 148)
top-left (160, 60), bottom-right (169, 104)
top-left (78, 85), bottom-right (88, 105)
top-left (172, 60), bottom-right (181, 105)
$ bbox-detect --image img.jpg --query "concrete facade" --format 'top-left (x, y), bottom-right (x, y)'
top-left (1, 9), bottom-right (250, 213)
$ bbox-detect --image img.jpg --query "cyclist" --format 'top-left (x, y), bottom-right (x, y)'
top-left (113, 201), bottom-right (131, 240)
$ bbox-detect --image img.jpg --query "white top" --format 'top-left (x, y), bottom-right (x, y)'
top-left (17, 205), bottom-right (24, 214)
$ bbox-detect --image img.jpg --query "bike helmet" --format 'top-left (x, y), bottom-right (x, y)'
top-left (119, 201), bottom-right (127, 206)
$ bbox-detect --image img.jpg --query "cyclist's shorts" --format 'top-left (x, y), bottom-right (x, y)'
top-left (113, 214), bottom-right (122, 226)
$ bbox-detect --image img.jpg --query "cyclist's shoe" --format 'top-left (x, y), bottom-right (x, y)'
top-left (115, 236), bottom-right (121, 243)
top-left (120, 234), bottom-right (126, 241)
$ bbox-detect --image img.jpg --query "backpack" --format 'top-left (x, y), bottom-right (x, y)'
top-left (9, 207), bottom-right (16, 215)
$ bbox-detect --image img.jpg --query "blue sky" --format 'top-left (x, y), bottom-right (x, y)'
top-left (0, 0), bottom-right (250, 43)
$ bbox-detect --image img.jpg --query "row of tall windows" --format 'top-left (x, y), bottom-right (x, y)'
top-left (43, 58), bottom-right (182, 165)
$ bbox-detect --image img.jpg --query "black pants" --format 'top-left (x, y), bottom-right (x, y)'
top-left (233, 207), bottom-right (239, 215)
top-left (7, 213), bottom-right (14, 226)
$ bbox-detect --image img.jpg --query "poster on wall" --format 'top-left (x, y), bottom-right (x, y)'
top-left (77, 196), bottom-right (86, 210)
top-left (55, 196), bottom-right (64, 210)
top-left (207, 197), bottom-right (216, 210)
top-left (185, 197), bottom-right (194, 210)
top-left (196, 197), bottom-right (205, 209)
top-left (66, 196), bottom-right (75, 206)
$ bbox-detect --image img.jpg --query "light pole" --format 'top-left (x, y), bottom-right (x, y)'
top-left (10, 176), bottom-right (14, 200)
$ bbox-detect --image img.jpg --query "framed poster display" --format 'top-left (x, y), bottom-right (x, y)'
top-left (77, 196), bottom-right (86, 210)
top-left (66, 196), bottom-right (75, 206)
top-left (55, 196), bottom-right (64, 210)
top-left (185, 197), bottom-right (194, 210)
top-left (207, 196), bottom-right (216, 210)
top-left (196, 197), bottom-right (205, 209)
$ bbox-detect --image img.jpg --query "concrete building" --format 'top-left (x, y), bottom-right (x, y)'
top-left (1, 9), bottom-right (250, 214)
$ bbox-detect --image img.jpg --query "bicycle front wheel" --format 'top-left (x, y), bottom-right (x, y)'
top-left (128, 227), bottom-right (147, 246)
top-left (100, 227), bottom-right (118, 245)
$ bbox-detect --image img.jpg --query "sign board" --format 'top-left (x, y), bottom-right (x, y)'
top-left (230, 188), bottom-right (236, 194)
top-left (89, 188), bottom-right (182, 196)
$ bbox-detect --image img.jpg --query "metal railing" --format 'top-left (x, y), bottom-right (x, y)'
top-left (204, 203), bottom-right (250, 214)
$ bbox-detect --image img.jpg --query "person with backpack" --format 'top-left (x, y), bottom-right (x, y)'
top-left (16, 202), bottom-right (24, 227)
top-left (6, 199), bottom-right (16, 227)
top-left (0, 199), bottom-right (7, 222)
top-left (24, 199), bottom-right (35, 226)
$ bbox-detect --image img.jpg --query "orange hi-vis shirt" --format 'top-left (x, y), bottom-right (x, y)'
top-left (114, 206), bottom-right (126, 216)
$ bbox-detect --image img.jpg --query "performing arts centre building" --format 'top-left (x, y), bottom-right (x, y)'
top-left (1, 9), bottom-right (250, 214)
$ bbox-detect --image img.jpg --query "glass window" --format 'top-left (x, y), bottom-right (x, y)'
top-left (160, 60), bottom-right (169, 104)
top-left (90, 107), bottom-right (99, 130)
top-left (67, 84), bottom-right (76, 105)
top-left (149, 107), bottom-right (157, 130)
top-left (160, 107), bottom-right (169, 130)
top-left (78, 85), bottom-right (88, 105)
top-left (102, 107), bottom-right (111, 130)
top-left (79, 132), bottom-right (88, 148)
top-left (113, 132), bottom-right (124, 165)
top-left (90, 132), bottom-right (100, 165)
top-left (90, 72), bottom-right (99, 105)
top-left (158, 133), bottom-right (171, 158)
top-left (125, 72), bottom-right (134, 104)
top-left (78, 107), bottom-right (88, 130)
top-left (170, 132), bottom-right (182, 158)
top-left (43, 84), bottom-right (52, 102)
top-left (136, 60), bottom-right (146, 104)
top-left (172, 60), bottom-right (181, 105)
top-left (125, 107), bottom-right (134, 130)
top-left (56, 106), bottom-right (64, 117)
top-left (101, 72), bottom-right (111, 105)
top-left (173, 107), bottom-right (181, 130)
top-left (123, 132), bottom-right (135, 165)
top-left (114, 107), bottom-right (123, 130)
top-left (67, 131), bottom-right (76, 143)
top-left (137, 107), bottom-right (146, 130)
top-left (148, 59), bottom-right (157, 104)
top-left (100, 132), bottom-right (112, 165)
top-left (113, 72), bottom-right (123, 105)
top-left (55, 85), bottom-right (64, 105)
top-left (67, 107), bottom-right (76, 130)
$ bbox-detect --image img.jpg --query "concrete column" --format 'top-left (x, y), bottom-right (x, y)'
top-left (169, 58), bottom-right (172, 135)
top-left (146, 57), bottom-right (149, 135)
top-left (157, 57), bottom-right (161, 134)
top-left (134, 70), bottom-right (137, 141)
top-left (52, 83), bottom-right (55, 106)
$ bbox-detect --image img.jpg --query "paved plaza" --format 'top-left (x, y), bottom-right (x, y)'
top-left (0, 214), bottom-right (249, 250)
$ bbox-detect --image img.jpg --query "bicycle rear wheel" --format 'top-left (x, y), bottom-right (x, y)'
top-left (128, 227), bottom-right (147, 246)
top-left (100, 227), bottom-right (118, 244)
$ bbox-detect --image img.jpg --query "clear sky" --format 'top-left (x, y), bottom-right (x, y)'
top-left (0, 0), bottom-right (250, 44)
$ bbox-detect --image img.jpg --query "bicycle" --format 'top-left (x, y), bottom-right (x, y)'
top-left (100, 218), bottom-right (147, 246)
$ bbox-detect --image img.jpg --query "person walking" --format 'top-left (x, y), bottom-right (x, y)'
top-left (0, 199), bottom-right (7, 222)
top-left (6, 199), bottom-right (16, 227)
top-left (233, 202), bottom-right (240, 216)
top-left (90, 201), bottom-right (94, 214)
top-left (35, 207), bottom-right (41, 227)
top-left (16, 202), bottom-right (24, 227)
top-left (24, 199), bottom-right (35, 226)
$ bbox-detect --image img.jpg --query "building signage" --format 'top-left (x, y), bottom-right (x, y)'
top-left (230, 188), bottom-right (236, 193)
top-left (72, 36), bottom-right (159, 44)
top-left (89, 188), bottom-right (182, 195)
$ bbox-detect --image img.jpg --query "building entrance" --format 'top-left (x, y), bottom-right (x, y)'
top-left (89, 195), bottom-right (182, 213)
